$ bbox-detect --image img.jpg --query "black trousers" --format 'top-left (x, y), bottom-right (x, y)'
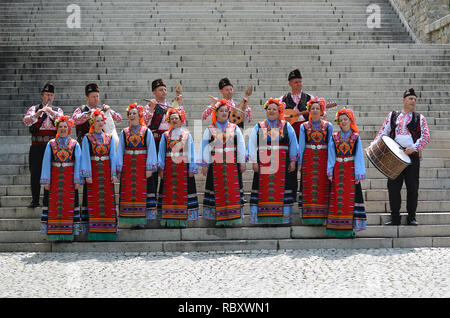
top-left (28, 143), bottom-right (47, 204)
top-left (387, 156), bottom-right (420, 223)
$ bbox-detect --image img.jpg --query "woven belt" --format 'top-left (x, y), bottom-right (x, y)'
top-left (52, 162), bottom-right (74, 167)
top-left (213, 147), bottom-right (236, 153)
top-left (306, 144), bottom-right (327, 149)
top-left (336, 156), bottom-right (354, 162)
top-left (32, 135), bottom-right (53, 143)
top-left (260, 145), bottom-right (289, 151)
top-left (125, 149), bottom-right (147, 155)
top-left (166, 153), bottom-right (188, 158)
top-left (91, 156), bottom-right (109, 161)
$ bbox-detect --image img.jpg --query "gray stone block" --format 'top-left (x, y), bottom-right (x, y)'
top-left (163, 239), bottom-right (278, 252)
top-left (51, 242), bottom-right (164, 252)
top-left (118, 229), bottom-right (181, 241)
top-left (398, 225), bottom-right (450, 237)
top-left (0, 230), bottom-right (45, 243)
top-left (181, 227), bottom-right (290, 241)
top-left (0, 242), bottom-right (51, 252)
top-left (278, 238), bottom-right (393, 249)
top-left (432, 237), bottom-right (450, 247)
top-left (392, 237), bottom-right (433, 248)
top-left (355, 226), bottom-right (398, 238)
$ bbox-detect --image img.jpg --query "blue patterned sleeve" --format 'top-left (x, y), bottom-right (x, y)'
top-left (146, 128), bottom-right (158, 172)
top-left (197, 128), bottom-right (212, 166)
top-left (297, 124), bottom-right (306, 166)
top-left (116, 130), bottom-right (125, 173)
top-left (354, 135), bottom-right (366, 180)
top-left (80, 136), bottom-right (92, 178)
top-left (109, 137), bottom-right (117, 179)
top-left (40, 143), bottom-right (52, 185)
top-left (73, 142), bottom-right (83, 185)
top-left (327, 136), bottom-right (336, 179)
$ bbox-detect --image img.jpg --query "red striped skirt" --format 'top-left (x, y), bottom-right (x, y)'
top-left (87, 158), bottom-right (117, 237)
top-left (257, 147), bottom-right (287, 219)
top-left (301, 146), bottom-right (330, 224)
top-left (161, 156), bottom-right (189, 220)
top-left (327, 158), bottom-right (356, 237)
top-left (213, 161), bottom-right (242, 223)
top-left (48, 165), bottom-right (76, 238)
top-left (119, 148), bottom-right (147, 224)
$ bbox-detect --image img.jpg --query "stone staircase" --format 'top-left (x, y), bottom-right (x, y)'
top-left (0, 0), bottom-right (449, 252)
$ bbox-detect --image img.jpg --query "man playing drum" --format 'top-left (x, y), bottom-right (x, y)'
top-left (369, 88), bottom-right (430, 226)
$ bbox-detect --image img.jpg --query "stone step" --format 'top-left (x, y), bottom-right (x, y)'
top-left (2, 48), bottom-right (446, 58)
top-left (3, 64), bottom-right (448, 74)
top-left (2, 77), bottom-right (450, 89)
top-left (0, 236), bottom-right (449, 253)
top-left (2, 70), bottom-right (449, 83)
top-left (4, 43), bottom-right (440, 53)
top-left (2, 224), bottom-right (450, 245)
top-left (3, 81), bottom-right (450, 95)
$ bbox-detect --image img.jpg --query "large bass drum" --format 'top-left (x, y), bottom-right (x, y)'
top-left (365, 135), bottom-right (411, 180)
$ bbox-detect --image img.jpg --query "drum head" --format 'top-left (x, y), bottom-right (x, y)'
top-left (382, 136), bottom-right (411, 164)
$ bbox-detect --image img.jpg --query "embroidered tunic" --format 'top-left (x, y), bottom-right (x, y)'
top-left (116, 125), bottom-right (157, 225)
top-left (298, 120), bottom-right (334, 225)
top-left (157, 127), bottom-right (199, 227)
top-left (247, 119), bottom-right (298, 224)
top-left (198, 120), bottom-right (246, 226)
top-left (81, 132), bottom-right (118, 240)
top-left (326, 130), bottom-right (367, 237)
top-left (40, 137), bottom-right (82, 241)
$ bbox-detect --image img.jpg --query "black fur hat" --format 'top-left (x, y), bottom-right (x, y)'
top-left (218, 77), bottom-right (233, 90)
top-left (85, 83), bottom-right (99, 96)
top-left (288, 69), bottom-right (302, 81)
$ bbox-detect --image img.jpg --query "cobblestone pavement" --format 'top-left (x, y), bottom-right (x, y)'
top-left (0, 248), bottom-right (449, 298)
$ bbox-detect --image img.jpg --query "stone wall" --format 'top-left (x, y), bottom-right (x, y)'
top-left (390, 0), bottom-right (449, 43)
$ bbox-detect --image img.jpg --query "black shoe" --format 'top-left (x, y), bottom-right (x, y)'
top-left (27, 202), bottom-right (40, 208)
top-left (407, 219), bottom-right (418, 226)
top-left (384, 220), bottom-right (400, 226)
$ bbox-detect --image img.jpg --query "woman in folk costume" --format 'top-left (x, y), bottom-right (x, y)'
top-left (80, 109), bottom-right (118, 241)
top-left (157, 107), bottom-right (199, 227)
top-left (247, 98), bottom-right (298, 224)
top-left (327, 108), bottom-right (366, 237)
top-left (116, 103), bottom-right (157, 227)
top-left (298, 97), bottom-right (334, 225)
top-left (198, 99), bottom-right (246, 227)
top-left (40, 116), bottom-right (82, 241)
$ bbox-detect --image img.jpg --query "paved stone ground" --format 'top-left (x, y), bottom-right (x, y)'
top-left (0, 248), bottom-right (449, 298)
